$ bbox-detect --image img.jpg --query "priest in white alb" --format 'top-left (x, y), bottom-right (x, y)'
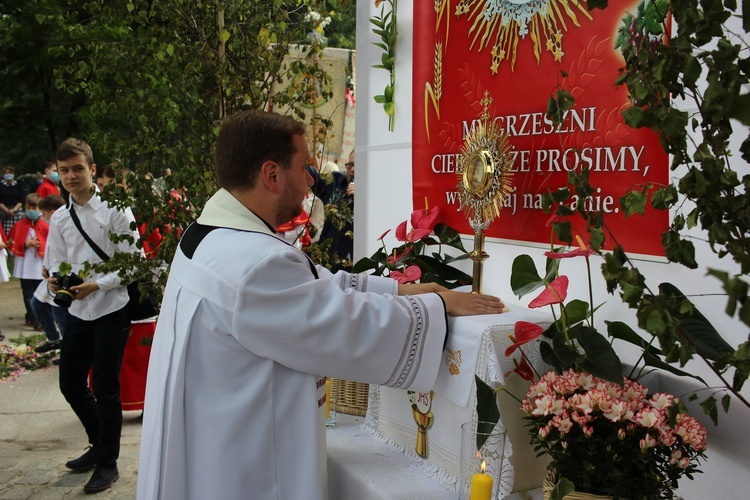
top-left (136, 110), bottom-right (505, 500)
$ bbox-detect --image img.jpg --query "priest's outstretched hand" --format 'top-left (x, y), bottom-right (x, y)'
top-left (398, 283), bottom-right (504, 316)
top-left (437, 290), bottom-right (505, 316)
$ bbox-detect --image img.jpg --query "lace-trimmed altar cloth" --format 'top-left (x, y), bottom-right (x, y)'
top-left (327, 306), bottom-right (551, 499)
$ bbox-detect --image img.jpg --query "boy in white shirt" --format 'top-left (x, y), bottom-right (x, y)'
top-left (46, 138), bottom-right (142, 493)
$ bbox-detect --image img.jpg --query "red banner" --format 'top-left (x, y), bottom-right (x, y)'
top-left (412, 0), bottom-right (668, 256)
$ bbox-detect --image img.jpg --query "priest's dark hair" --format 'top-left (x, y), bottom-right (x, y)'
top-left (215, 109), bottom-right (306, 190)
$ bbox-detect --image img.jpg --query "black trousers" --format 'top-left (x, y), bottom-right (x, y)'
top-left (59, 306), bottom-right (129, 467)
top-left (20, 278), bottom-right (42, 324)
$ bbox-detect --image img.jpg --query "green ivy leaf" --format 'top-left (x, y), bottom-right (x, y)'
top-left (699, 395), bottom-right (719, 426)
top-left (619, 189), bottom-right (648, 217)
top-left (549, 477), bottom-right (576, 500)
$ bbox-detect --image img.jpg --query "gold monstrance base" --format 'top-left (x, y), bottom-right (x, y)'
top-left (469, 216), bottom-right (491, 294)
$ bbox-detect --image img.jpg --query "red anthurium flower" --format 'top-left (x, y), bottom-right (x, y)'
top-left (411, 205), bottom-right (440, 231)
top-left (544, 248), bottom-right (595, 259)
top-left (528, 275), bottom-right (569, 308)
top-left (395, 220), bottom-right (431, 242)
top-left (505, 321), bottom-right (545, 357)
top-left (378, 229), bottom-right (391, 241)
top-left (505, 356), bottom-right (534, 382)
top-left (390, 265), bottom-right (422, 284)
top-left (395, 220), bottom-right (408, 241)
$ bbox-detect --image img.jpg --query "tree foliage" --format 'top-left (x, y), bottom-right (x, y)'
top-left (0, 0), bottom-right (91, 171)
top-left (3, 0), bottom-right (339, 293)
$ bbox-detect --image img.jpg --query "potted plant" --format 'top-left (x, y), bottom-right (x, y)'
top-left (352, 203), bottom-right (473, 288)
top-left (478, 233), bottom-right (709, 499)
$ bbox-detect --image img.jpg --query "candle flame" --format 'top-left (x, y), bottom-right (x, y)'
top-left (480, 460), bottom-right (487, 473)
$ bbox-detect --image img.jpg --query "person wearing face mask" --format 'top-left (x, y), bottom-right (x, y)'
top-left (37, 160), bottom-right (62, 199)
top-left (8, 193), bottom-right (49, 330)
top-left (1, 165), bottom-right (26, 234)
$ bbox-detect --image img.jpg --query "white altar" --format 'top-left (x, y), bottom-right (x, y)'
top-left (326, 306), bottom-right (552, 499)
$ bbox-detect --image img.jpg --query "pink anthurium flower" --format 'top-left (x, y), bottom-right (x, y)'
top-left (390, 265), bottom-right (422, 284)
top-left (395, 220), bottom-right (431, 242)
top-left (545, 248), bottom-right (595, 259)
top-left (529, 275), bottom-right (569, 308)
top-left (507, 356), bottom-right (535, 382)
top-left (378, 229), bottom-right (391, 241)
top-left (411, 205), bottom-right (440, 231)
top-left (505, 321), bottom-right (545, 357)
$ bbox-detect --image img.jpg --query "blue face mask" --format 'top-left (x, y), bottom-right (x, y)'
top-left (25, 210), bottom-right (42, 221)
top-left (3, 173), bottom-right (13, 181)
top-left (50, 172), bottom-right (60, 183)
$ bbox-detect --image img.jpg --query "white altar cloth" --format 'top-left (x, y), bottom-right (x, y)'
top-left (327, 305), bottom-right (552, 500)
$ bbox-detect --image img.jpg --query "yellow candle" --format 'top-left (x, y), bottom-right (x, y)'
top-left (470, 461), bottom-right (493, 500)
top-left (325, 379), bottom-right (331, 420)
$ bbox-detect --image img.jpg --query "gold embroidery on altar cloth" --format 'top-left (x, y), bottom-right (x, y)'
top-left (445, 348), bottom-right (462, 375)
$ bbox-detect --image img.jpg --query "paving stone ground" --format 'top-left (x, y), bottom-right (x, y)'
top-left (1, 279), bottom-right (140, 498)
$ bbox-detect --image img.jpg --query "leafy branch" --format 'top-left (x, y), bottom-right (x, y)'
top-left (370, 0), bottom-right (397, 131)
top-left (540, 0), bottom-right (750, 424)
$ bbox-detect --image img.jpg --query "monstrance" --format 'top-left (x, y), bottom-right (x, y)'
top-left (456, 91), bottom-right (513, 294)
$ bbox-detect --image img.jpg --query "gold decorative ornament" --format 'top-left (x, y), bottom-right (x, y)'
top-left (456, 91), bottom-right (513, 293)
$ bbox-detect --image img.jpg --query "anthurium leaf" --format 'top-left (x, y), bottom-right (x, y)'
top-left (577, 327), bottom-right (624, 386)
top-left (433, 223), bottom-right (468, 251)
top-left (552, 333), bottom-right (583, 366)
top-left (418, 255), bottom-right (471, 281)
top-left (540, 341), bottom-right (563, 372)
top-left (351, 257), bottom-right (380, 274)
top-left (643, 351), bottom-right (707, 386)
top-left (475, 375), bottom-right (500, 450)
top-left (511, 254), bottom-right (544, 297)
top-left (659, 283), bottom-right (735, 359)
top-left (606, 320), bottom-right (663, 356)
top-left (564, 299), bottom-right (590, 327)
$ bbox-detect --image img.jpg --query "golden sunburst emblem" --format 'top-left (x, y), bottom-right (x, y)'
top-left (455, 0), bottom-right (593, 72)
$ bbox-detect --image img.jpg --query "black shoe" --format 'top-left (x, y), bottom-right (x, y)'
top-left (65, 447), bottom-right (98, 472)
top-left (35, 340), bottom-right (62, 353)
top-left (83, 465), bottom-right (119, 493)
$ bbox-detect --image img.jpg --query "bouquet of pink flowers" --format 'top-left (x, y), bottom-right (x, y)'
top-left (523, 369), bottom-right (707, 499)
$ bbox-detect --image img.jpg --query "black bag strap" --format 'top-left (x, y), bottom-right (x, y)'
top-left (68, 205), bottom-right (111, 262)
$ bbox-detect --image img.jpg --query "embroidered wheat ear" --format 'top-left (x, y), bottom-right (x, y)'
top-left (434, 0), bottom-right (443, 12)
top-left (434, 42), bottom-right (443, 100)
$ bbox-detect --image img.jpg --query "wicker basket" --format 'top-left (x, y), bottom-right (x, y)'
top-left (329, 378), bottom-right (369, 416)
